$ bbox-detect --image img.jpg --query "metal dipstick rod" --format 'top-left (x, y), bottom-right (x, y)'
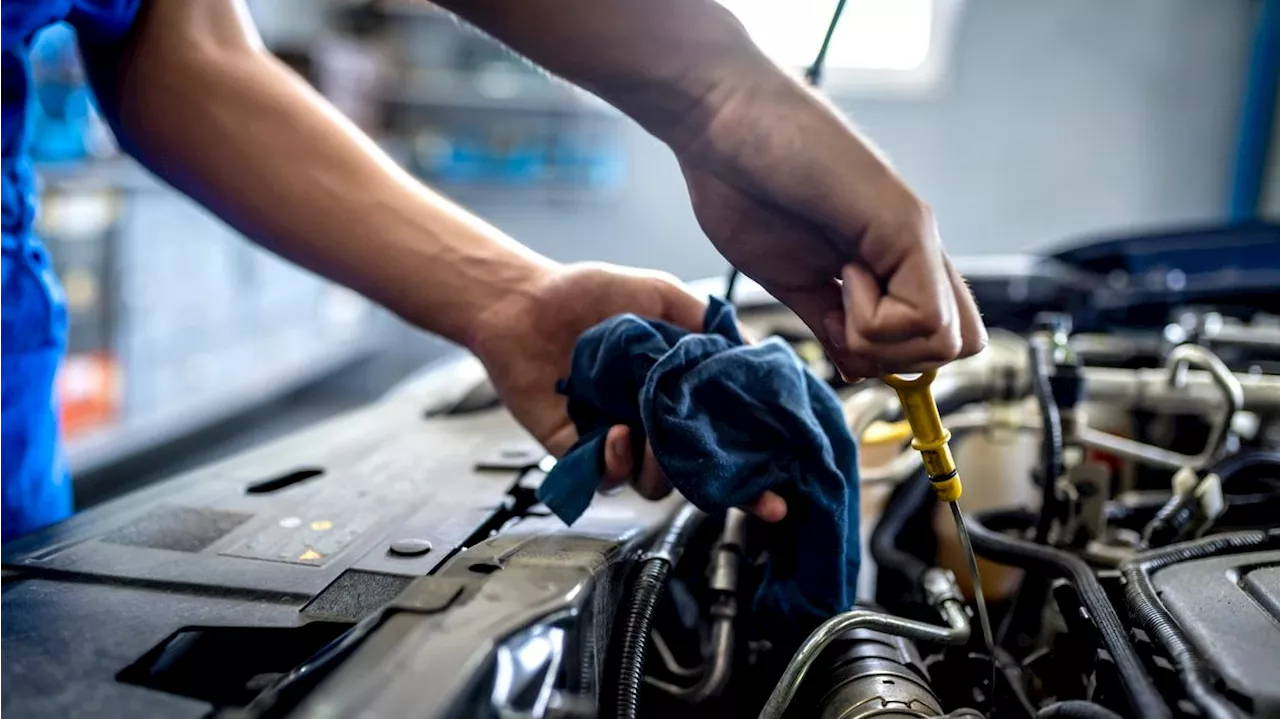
top-left (882, 370), bottom-right (997, 700)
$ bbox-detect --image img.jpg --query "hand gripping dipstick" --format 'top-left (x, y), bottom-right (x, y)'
top-left (883, 370), bottom-right (997, 702)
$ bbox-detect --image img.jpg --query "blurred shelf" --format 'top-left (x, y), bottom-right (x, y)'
top-left (67, 334), bottom-right (383, 476)
top-left (390, 70), bottom-right (618, 116)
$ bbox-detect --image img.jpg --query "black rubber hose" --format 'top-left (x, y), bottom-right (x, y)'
top-left (605, 505), bottom-right (704, 719)
top-left (1143, 450), bottom-right (1280, 549)
top-left (1120, 529), bottom-right (1280, 719)
top-left (1036, 700), bottom-right (1125, 719)
top-left (1206, 449), bottom-right (1280, 485)
top-left (1141, 492), bottom-right (1199, 548)
top-left (1029, 342), bottom-right (1063, 544)
top-left (871, 470), bottom-right (932, 588)
top-left (610, 559), bottom-right (671, 719)
top-left (965, 509), bottom-right (1170, 719)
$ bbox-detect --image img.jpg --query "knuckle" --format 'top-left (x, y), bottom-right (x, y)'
top-left (915, 304), bottom-right (948, 335)
top-left (932, 329), bottom-right (964, 361)
top-left (962, 330), bottom-right (989, 357)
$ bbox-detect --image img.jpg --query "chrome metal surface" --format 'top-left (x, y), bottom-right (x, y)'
top-left (756, 575), bottom-right (971, 719)
top-left (1076, 344), bottom-right (1246, 471)
top-left (646, 509), bottom-right (745, 703)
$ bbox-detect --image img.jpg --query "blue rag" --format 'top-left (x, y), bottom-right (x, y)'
top-left (538, 296), bottom-right (860, 636)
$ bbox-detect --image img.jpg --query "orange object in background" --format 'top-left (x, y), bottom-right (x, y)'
top-left (57, 353), bottom-right (122, 439)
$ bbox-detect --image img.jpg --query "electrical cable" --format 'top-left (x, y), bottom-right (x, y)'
top-left (997, 341), bottom-right (1065, 647)
top-left (604, 504), bottom-right (705, 719)
top-left (1120, 529), bottom-right (1280, 719)
top-left (965, 509), bottom-right (1170, 719)
top-left (1030, 341), bottom-right (1064, 544)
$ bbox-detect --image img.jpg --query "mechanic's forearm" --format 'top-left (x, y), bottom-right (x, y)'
top-left (433, 0), bottom-right (897, 209)
top-left (86, 13), bottom-right (553, 348)
top-left (432, 0), bottom-right (776, 149)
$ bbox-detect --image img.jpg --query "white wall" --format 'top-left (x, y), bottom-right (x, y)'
top-left (467, 0), bottom-right (1257, 279)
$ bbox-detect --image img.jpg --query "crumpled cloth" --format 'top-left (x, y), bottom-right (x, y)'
top-left (537, 296), bottom-right (861, 635)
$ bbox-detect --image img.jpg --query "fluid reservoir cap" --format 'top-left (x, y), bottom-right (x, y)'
top-left (389, 538), bottom-right (433, 557)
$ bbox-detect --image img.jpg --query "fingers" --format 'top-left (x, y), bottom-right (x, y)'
top-left (824, 250), bottom-right (987, 375)
top-left (602, 426), bottom-right (788, 522)
top-left (603, 426), bottom-right (671, 500)
top-left (600, 425), bottom-right (634, 493)
top-left (748, 491), bottom-right (789, 523)
top-left (772, 281), bottom-right (877, 380)
top-left (943, 256), bottom-right (988, 357)
top-left (649, 273), bottom-right (710, 334)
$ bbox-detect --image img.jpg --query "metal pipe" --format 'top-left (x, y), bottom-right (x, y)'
top-left (849, 339), bottom-right (1279, 477)
top-left (1081, 367), bottom-right (1280, 415)
top-left (844, 385), bottom-right (900, 438)
top-left (1078, 343), bottom-right (1245, 472)
top-left (756, 569), bottom-right (971, 719)
top-left (646, 509), bottom-right (745, 703)
top-left (1075, 427), bottom-right (1190, 471)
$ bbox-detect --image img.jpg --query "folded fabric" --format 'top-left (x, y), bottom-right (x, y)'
top-left (538, 296), bottom-right (860, 637)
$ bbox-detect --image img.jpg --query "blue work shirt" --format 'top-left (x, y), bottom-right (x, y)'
top-left (2, 1), bottom-right (138, 541)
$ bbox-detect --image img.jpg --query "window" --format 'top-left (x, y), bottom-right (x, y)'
top-left (716, 0), bottom-right (962, 95)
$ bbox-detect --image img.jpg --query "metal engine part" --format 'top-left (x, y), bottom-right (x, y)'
top-left (817, 627), bottom-right (943, 719)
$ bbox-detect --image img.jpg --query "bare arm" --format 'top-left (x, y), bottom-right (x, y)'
top-left (435, 0), bottom-right (988, 376)
top-left (431, 0), bottom-right (772, 148)
top-left (82, 0), bottom-right (555, 348)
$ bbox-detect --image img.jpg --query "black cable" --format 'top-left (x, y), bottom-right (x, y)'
top-left (1120, 529), bottom-right (1280, 719)
top-left (1206, 448), bottom-right (1280, 485)
top-left (1142, 450), bottom-right (1280, 548)
top-left (965, 509), bottom-right (1170, 719)
top-left (722, 0), bottom-right (849, 306)
top-left (610, 560), bottom-right (672, 719)
top-left (870, 470), bottom-right (933, 590)
top-left (604, 505), bottom-right (705, 719)
top-left (723, 266), bottom-right (741, 305)
top-left (805, 0), bottom-right (848, 85)
top-left (1036, 700), bottom-right (1125, 719)
top-left (1029, 342), bottom-right (1064, 544)
top-left (997, 343), bottom-right (1066, 647)
top-left (239, 611), bottom-right (384, 718)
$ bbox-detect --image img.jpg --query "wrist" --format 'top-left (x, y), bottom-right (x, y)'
top-left (369, 190), bottom-right (559, 351)
top-left (455, 251), bottom-right (560, 355)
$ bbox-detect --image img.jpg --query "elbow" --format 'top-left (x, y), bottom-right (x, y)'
top-left (98, 35), bottom-right (273, 162)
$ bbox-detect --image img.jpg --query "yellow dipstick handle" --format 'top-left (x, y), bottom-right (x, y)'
top-left (882, 370), bottom-right (963, 502)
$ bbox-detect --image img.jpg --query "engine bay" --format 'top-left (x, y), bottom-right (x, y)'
top-left (2, 223), bottom-right (1279, 719)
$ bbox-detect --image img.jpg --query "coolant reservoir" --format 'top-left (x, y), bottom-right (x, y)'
top-left (932, 401), bottom-right (1042, 603)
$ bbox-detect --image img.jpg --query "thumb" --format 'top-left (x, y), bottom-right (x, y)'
top-left (773, 281), bottom-right (878, 381)
top-left (655, 278), bottom-right (711, 333)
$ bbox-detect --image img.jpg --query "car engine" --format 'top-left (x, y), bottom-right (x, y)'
top-left (2, 224), bottom-right (1278, 719)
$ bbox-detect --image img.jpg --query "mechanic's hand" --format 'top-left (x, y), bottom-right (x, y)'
top-left (674, 76), bottom-right (987, 380)
top-left (471, 262), bottom-right (787, 522)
